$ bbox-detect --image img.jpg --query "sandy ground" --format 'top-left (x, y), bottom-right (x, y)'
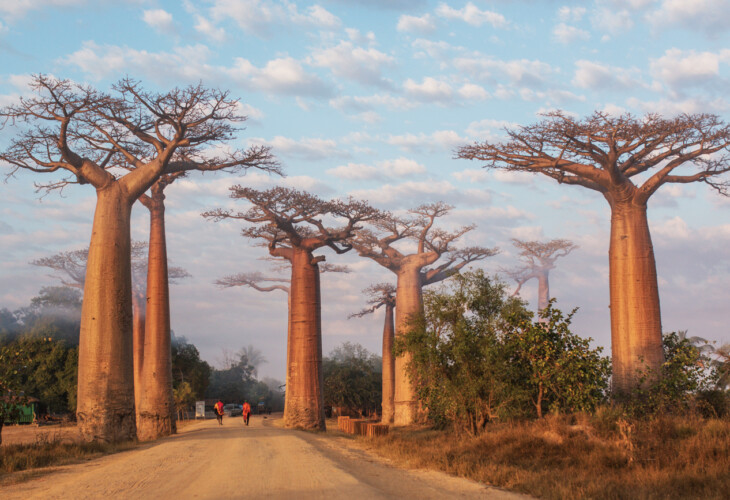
top-left (1, 414), bottom-right (530, 500)
top-left (1, 423), bottom-right (81, 446)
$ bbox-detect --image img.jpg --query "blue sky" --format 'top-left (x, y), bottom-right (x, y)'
top-left (1, 0), bottom-right (730, 380)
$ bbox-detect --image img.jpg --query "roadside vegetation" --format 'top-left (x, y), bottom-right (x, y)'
top-left (354, 271), bottom-right (730, 499)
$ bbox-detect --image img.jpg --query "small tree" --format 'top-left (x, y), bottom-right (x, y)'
top-left (323, 343), bottom-right (381, 416)
top-left (503, 301), bottom-right (611, 418)
top-left (396, 271), bottom-right (529, 433)
top-left (349, 283), bottom-right (396, 422)
top-left (458, 111), bottom-right (730, 394)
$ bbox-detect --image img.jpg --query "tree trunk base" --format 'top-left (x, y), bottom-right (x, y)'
top-left (284, 405), bottom-right (325, 431)
top-left (136, 412), bottom-right (176, 441)
top-left (393, 401), bottom-right (417, 426)
top-left (381, 405), bottom-right (394, 424)
top-left (78, 408), bottom-right (136, 443)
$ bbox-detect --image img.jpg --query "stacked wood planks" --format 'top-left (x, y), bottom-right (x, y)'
top-left (337, 416), bottom-right (388, 437)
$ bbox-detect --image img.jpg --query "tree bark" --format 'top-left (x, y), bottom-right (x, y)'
top-left (381, 303), bottom-right (395, 424)
top-left (137, 193), bottom-right (176, 441)
top-left (393, 265), bottom-right (423, 426)
top-left (608, 199), bottom-right (664, 394)
top-left (537, 271), bottom-right (550, 319)
top-left (77, 184), bottom-right (136, 442)
top-left (132, 291), bottom-right (145, 418)
top-left (284, 248), bottom-right (325, 430)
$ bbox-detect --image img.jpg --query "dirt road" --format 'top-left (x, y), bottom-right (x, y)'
top-left (2, 415), bottom-right (528, 499)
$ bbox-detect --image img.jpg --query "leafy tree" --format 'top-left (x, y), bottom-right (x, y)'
top-left (173, 382), bottom-right (195, 420)
top-left (0, 342), bottom-right (31, 445)
top-left (397, 271), bottom-right (530, 433)
top-left (8, 336), bottom-right (78, 414)
top-left (504, 301), bottom-right (611, 418)
top-left (629, 332), bottom-right (720, 415)
top-left (323, 342), bottom-right (381, 416)
top-left (171, 339), bottom-right (211, 400)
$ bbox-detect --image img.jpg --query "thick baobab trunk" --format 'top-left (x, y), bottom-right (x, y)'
top-left (608, 199), bottom-right (664, 394)
top-left (537, 271), bottom-right (550, 318)
top-left (137, 196), bottom-right (176, 441)
top-left (381, 302), bottom-right (395, 424)
top-left (132, 292), bottom-right (145, 416)
top-left (393, 265), bottom-right (423, 426)
top-left (77, 185), bottom-right (136, 442)
top-left (284, 249), bottom-right (325, 430)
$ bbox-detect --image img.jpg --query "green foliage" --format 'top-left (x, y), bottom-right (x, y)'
top-left (628, 332), bottom-right (721, 416)
top-left (0, 343), bottom-right (31, 444)
top-left (173, 381), bottom-right (195, 419)
top-left (171, 339), bottom-right (211, 400)
top-left (323, 342), bottom-right (381, 414)
top-left (397, 271), bottom-right (611, 434)
top-left (0, 336), bottom-right (77, 420)
top-left (205, 352), bottom-right (255, 402)
top-left (504, 301), bottom-right (612, 418)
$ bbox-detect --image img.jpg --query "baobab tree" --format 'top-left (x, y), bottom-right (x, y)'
top-left (457, 111), bottom-right (730, 394)
top-left (1, 75), bottom-right (279, 441)
top-left (349, 283), bottom-right (396, 423)
top-left (204, 186), bottom-right (380, 430)
top-left (504, 238), bottom-right (577, 315)
top-left (135, 173), bottom-right (187, 441)
top-left (353, 203), bottom-right (498, 425)
top-left (31, 242), bottom-right (189, 430)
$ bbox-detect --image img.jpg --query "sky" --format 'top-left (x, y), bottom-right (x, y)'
top-left (1, 0), bottom-right (729, 381)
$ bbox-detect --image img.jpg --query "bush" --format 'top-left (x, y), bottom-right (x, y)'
top-left (397, 271), bottom-right (610, 433)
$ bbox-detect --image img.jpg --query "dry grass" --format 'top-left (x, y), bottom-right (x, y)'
top-left (365, 413), bottom-right (730, 500)
top-left (0, 434), bottom-right (138, 485)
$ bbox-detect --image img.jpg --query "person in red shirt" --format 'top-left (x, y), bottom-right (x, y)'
top-left (214, 400), bottom-right (224, 426)
top-left (242, 400), bottom-right (251, 426)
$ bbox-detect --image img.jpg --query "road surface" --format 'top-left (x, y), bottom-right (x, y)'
top-left (2, 415), bottom-right (529, 499)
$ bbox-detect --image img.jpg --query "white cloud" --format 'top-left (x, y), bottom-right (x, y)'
top-left (403, 77), bottom-right (453, 102)
top-left (142, 9), bottom-right (175, 34)
top-left (493, 170), bottom-right (534, 185)
top-left (387, 130), bottom-right (466, 153)
top-left (308, 41), bottom-right (394, 87)
top-left (249, 136), bottom-right (346, 161)
top-left (226, 56), bottom-right (333, 97)
top-left (591, 8), bottom-right (633, 35)
top-left (558, 6), bottom-right (587, 22)
top-left (572, 60), bottom-right (641, 90)
top-left (349, 179), bottom-right (460, 207)
top-left (552, 23), bottom-right (589, 44)
top-left (626, 96), bottom-right (730, 115)
top-left (453, 56), bottom-right (555, 88)
top-left (650, 48), bottom-right (730, 89)
top-left (329, 93), bottom-right (418, 112)
top-left (452, 169), bottom-right (489, 183)
top-left (288, 4), bottom-right (341, 29)
top-left (397, 13), bottom-right (437, 34)
top-left (0, 0), bottom-right (87, 21)
top-left (649, 0), bottom-right (730, 36)
top-left (345, 28), bottom-right (376, 45)
top-left (208, 0), bottom-right (339, 37)
top-left (435, 2), bottom-right (507, 28)
top-left (327, 157), bottom-right (426, 180)
top-left (465, 118), bottom-right (515, 140)
top-left (458, 83), bottom-right (489, 100)
top-left (194, 15), bottom-right (226, 42)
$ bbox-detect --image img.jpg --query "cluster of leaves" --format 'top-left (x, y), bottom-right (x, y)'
top-left (1, 342), bottom-right (31, 442)
top-left (323, 342), bottom-right (382, 415)
top-left (171, 337), bottom-right (211, 401)
top-left (396, 271), bottom-right (611, 434)
top-left (627, 332), bottom-right (728, 417)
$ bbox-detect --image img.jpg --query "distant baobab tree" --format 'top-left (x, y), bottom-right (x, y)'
top-left (353, 203), bottom-right (498, 425)
top-left (458, 111), bottom-right (730, 394)
top-left (1, 75), bottom-right (279, 442)
top-left (504, 238), bottom-right (577, 315)
top-left (204, 186), bottom-right (381, 430)
top-left (349, 283), bottom-right (396, 423)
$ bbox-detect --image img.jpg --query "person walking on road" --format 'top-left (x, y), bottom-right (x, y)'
top-left (214, 400), bottom-right (224, 425)
top-left (242, 400), bottom-right (251, 426)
